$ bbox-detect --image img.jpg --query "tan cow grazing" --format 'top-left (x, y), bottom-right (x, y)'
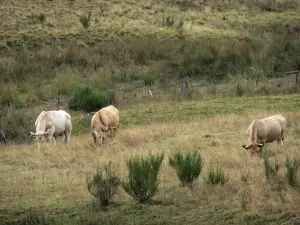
top-left (30, 110), bottom-right (72, 149)
top-left (242, 114), bottom-right (287, 157)
top-left (91, 105), bottom-right (119, 144)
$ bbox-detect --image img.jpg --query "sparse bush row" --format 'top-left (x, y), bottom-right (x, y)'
top-left (88, 152), bottom-right (229, 206)
top-left (88, 150), bottom-right (299, 207)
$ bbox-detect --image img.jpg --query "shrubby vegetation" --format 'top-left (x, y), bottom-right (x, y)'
top-left (122, 153), bottom-right (164, 203)
top-left (285, 156), bottom-right (300, 187)
top-left (68, 86), bottom-right (107, 112)
top-left (169, 151), bottom-right (204, 186)
top-left (205, 166), bottom-right (229, 186)
top-left (87, 163), bottom-right (120, 206)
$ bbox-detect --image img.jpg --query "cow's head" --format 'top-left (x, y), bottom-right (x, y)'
top-left (30, 130), bottom-right (51, 148)
top-left (242, 143), bottom-right (264, 157)
top-left (94, 125), bottom-right (118, 144)
top-left (100, 126), bottom-right (118, 139)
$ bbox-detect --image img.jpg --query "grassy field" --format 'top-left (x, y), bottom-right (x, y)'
top-left (1, 0), bottom-right (300, 224)
top-left (1, 95), bottom-right (300, 224)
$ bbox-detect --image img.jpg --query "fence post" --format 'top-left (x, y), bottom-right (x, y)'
top-left (181, 76), bottom-right (190, 98)
top-left (296, 72), bottom-right (299, 85)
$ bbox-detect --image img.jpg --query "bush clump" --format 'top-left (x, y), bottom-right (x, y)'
top-left (68, 86), bottom-right (107, 112)
top-left (143, 75), bottom-right (155, 86)
top-left (263, 147), bottom-right (279, 180)
top-left (285, 156), bottom-right (300, 187)
top-left (205, 166), bottom-right (229, 186)
top-left (122, 153), bottom-right (164, 203)
top-left (79, 10), bottom-right (92, 29)
top-left (87, 163), bottom-right (120, 206)
top-left (169, 151), bottom-right (204, 186)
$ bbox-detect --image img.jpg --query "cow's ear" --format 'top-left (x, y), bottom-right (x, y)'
top-left (30, 131), bottom-right (36, 136)
top-left (257, 143), bottom-right (264, 147)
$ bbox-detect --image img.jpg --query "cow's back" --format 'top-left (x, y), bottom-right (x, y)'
top-left (47, 110), bottom-right (72, 134)
top-left (99, 105), bottom-right (119, 128)
top-left (260, 114), bottom-right (286, 143)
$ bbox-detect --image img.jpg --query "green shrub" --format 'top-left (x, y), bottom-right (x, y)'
top-left (205, 166), bottom-right (229, 186)
top-left (285, 156), bottom-right (300, 187)
top-left (79, 10), bottom-right (92, 29)
top-left (87, 162), bottom-right (120, 206)
top-left (0, 108), bottom-right (34, 144)
top-left (162, 15), bottom-right (175, 27)
top-left (236, 83), bottom-right (244, 97)
top-left (169, 151), bottom-right (204, 186)
top-left (122, 153), bottom-right (164, 203)
top-left (143, 75), bottom-right (155, 86)
top-left (263, 147), bottom-right (279, 179)
top-left (68, 86), bottom-right (107, 112)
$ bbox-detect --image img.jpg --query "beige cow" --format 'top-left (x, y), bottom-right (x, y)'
top-left (91, 105), bottom-right (119, 144)
top-left (30, 110), bottom-right (72, 148)
top-left (242, 114), bottom-right (287, 157)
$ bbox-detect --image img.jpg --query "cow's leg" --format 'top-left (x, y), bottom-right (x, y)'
top-left (92, 131), bottom-right (97, 144)
top-left (52, 136), bottom-right (56, 147)
top-left (64, 131), bottom-right (71, 145)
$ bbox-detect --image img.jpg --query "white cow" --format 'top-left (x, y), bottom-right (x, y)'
top-left (242, 114), bottom-right (287, 157)
top-left (30, 110), bottom-right (72, 148)
top-left (91, 105), bottom-right (119, 144)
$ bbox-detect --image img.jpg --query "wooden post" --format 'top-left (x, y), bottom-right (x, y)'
top-left (296, 72), bottom-right (299, 85)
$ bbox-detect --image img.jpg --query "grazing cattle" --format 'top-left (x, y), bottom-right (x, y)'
top-left (0, 130), bottom-right (6, 145)
top-left (242, 114), bottom-right (287, 157)
top-left (91, 105), bottom-right (119, 144)
top-left (30, 110), bottom-right (72, 149)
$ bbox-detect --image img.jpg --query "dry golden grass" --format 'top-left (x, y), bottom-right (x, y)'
top-left (1, 107), bottom-right (300, 223)
top-left (1, 0), bottom-right (299, 46)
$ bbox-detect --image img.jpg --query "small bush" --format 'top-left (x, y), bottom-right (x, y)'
top-left (169, 151), bottom-right (204, 186)
top-left (263, 147), bottom-right (279, 179)
top-left (122, 153), bottom-right (164, 203)
top-left (162, 15), bottom-right (175, 27)
top-left (87, 162), bottom-right (120, 206)
top-left (285, 156), bottom-right (300, 187)
top-left (143, 75), bottom-right (155, 86)
top-left (236, 83), bottom-right (244, 97)
top-left (68, 86), bottom-right (107, 112)
top-left (205, 166), bottom-right (229, 186)
top-left (79, 10), bottom-right (92, 29)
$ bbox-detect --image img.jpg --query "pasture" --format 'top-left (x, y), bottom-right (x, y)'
top-left (1, 94), bottom-right (300, 224)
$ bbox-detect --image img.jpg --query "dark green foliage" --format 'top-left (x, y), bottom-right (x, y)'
top-left (169, 151), bottom-right (204, 186)
top-left (236, 83), bottom-right (244, 97)
top-left (87, 162), bottom-right (120, 206)
top-left (68, 86), bottom-right (107, 112)
top-left (263, 147), bottom-right (279, 180)
top-left (162, 15), bottom-right (175, 27)
top-left (205, 166), bottom-right (229, 186)
top-left (0, 108), bottom-right (34, 144)
top-left (122, 153), bottom-right (164, 203)
top-left (79, 10), bottom-right (92, 29)
top-left (285, 156), bottom-right (300, 187)
top-left (143, 75), bottom-right (155, 86)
